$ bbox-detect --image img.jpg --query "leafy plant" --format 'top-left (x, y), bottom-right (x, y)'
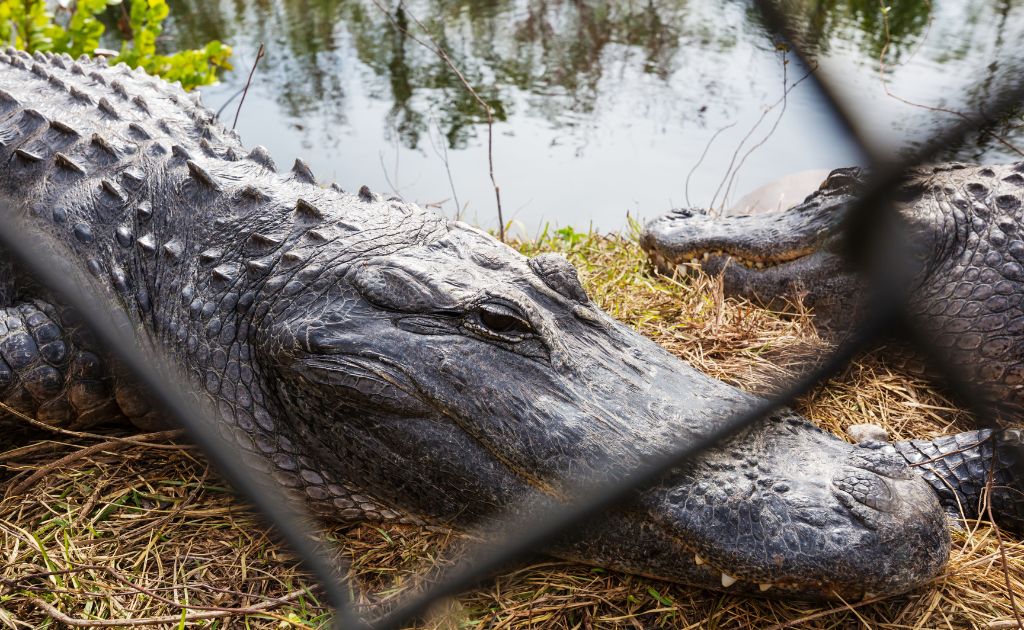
top-left (0, 0), bottom-right (232, 90)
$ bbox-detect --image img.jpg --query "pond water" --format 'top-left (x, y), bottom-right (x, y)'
top-left (166, 0), bottom-right (1024, 235)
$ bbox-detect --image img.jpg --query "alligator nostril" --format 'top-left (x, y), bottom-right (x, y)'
top-left (850, 445), bottom-right (916, 480)
top-left (833, 470), bottom-right (896, 512)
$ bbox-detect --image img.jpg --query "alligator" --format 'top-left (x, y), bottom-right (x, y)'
top-left (641, 165), bottom-right (1024, 416)
top-left (642, 164), bottom-right (1024, 526)
top-left (0, 50), bottom-right (1016, 603)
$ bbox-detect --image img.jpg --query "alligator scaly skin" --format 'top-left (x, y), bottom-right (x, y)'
top-left (0, 48), bottom-right (409, 522)
top-left (894, 429), bottom-right (1024, 531)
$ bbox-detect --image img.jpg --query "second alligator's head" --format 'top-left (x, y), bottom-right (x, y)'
top-left (641, 168), bottom-right (868, 333)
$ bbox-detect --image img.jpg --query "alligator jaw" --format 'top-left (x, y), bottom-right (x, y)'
top-left (641, 168), bottom-right (869, 332)
top-left (550, 400), bottom-right (950, 600)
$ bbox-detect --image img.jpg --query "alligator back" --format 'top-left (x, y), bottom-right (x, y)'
top-left (0, 47), bottom-right (443, 435)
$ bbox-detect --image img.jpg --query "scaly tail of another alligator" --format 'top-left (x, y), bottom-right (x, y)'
top-left (894, 429), bottom-right (1024, 533)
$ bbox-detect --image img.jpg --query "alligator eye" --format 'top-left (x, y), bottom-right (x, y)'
top-left (478, 302), bottom-right (532, 335)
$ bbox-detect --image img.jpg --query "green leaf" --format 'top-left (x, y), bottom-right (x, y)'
top-left (0, 0), bottom-right (231, 88)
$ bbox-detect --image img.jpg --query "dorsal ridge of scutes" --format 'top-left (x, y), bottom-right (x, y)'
top-left (290, 158), bottom-right (316, 185)
top-left (295, 198), bottom-right (324, 221)
top-left (186, 160), bottom-right (222, 191)
top-left (247, 145), bottom-right (277, 171)
top-left (0, 50), bottom-right (253, 186)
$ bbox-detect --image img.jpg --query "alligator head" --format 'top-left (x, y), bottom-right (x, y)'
top-left (254, 215), bottom-right (947, 598)
top-left (641, 167), bottom-right (869, 333)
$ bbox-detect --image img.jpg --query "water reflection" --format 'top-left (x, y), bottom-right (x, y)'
top-left (780, 0), bottom-right (933, 60)
top-left (165, 0), bottom-right (1024, 232)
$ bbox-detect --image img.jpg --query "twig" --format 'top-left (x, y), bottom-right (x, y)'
top-left (428, 118), bottom-right (462, 219)
top-left (379, 149), bottom-right (401, 196)
top-left (370, 0), bottom-right (505, 240)
top-left (232, 43), bottom-right (266, 131)
top-left (720, 54), bottom-right (818, 209)
top-left (6, 430), bottom-right (182, 496)
top-left (876, 1), bottom-right (1022, 156)
top-left (0, 401), bottom-right (184, 451)
top-left (708, 49), bottom-right (815, 213)
top-left (763, 592), bottom-right (896, 629)
top-left (215, 86), bottom-right (246, 120)
top-left (984, 437), bottom-right (1023, 630)
top-left (684, 121), bottom-right (736, 207)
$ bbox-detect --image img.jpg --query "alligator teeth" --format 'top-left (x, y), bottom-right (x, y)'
top-left (721, 573), bottom-right (737, 587)
top-left (702, 252), bottom-right (709, 260)
top-left (759, 583), bottom-right (772, 592)
top-left (694, 554), bottom-right (704, 565)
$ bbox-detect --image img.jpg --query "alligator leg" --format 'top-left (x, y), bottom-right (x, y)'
top-left (0, 299), bottom-right (124, 437)
top-left (894, 429), bottom-right (1024, 533)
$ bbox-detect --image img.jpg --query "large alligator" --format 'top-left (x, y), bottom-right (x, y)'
top-left (0, 49), bottom-right (1016, 603)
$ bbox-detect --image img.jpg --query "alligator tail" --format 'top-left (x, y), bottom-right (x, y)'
top-left (893, 429), bottom-right (1024, 533)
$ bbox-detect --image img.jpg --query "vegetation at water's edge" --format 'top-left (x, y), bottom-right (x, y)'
top-left (0, 0), bottom-right (231, 90)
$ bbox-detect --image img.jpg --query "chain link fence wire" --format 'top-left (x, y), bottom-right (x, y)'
top-left (3, 2), bottom-right (1024, 629)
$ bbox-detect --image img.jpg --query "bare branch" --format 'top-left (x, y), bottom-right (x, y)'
top-left (369, 0), bottom-right (505, 240)
top-left (233, 43), bottom-right (266, 131)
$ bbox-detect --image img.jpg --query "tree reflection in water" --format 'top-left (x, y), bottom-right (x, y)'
top-left (162, 0), bottom-right (1023, 230)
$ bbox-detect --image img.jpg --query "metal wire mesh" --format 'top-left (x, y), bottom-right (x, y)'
top-left (3, 2), bottom-right (1023, 629)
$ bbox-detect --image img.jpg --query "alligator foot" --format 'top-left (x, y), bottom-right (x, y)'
top-left (894, 429), bottom-right (1024, 534)
top-left (0, 299), bottom-right (126, 432)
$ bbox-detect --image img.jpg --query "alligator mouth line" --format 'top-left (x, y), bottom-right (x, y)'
top-left (669, 246), bottom-right (819, 271)
top-left (689, 551), bottom-right (776, 592)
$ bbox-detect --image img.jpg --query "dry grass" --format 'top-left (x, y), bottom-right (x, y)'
top-left (1, 225), bottom-right (1022, 629)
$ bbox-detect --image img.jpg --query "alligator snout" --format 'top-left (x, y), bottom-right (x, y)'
top-left (623, 413), bottom-right (950, 598)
